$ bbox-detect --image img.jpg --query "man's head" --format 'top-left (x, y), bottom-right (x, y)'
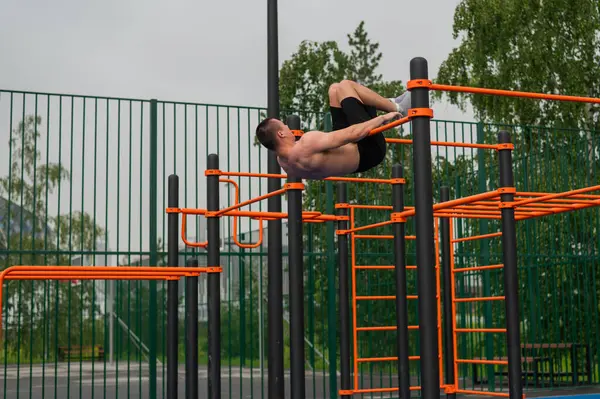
top-left (255, 117), bottom-right (293, 151)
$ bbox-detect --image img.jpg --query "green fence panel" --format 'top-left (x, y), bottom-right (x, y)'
top-left (1, 88), bottom-right (599, 398)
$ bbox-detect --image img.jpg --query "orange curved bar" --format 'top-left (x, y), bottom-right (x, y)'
top-left (430, 83), bottom-right (600, 104)
top-left (181, 213), bottom-right (207, 248)
top-left (220, 178), bottom-right (265, 249)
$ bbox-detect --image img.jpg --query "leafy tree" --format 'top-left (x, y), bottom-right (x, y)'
top-left (435, 0), bottom-right (600, 129)
top-left (0, 115), bottom-right (105, 361)
top-left (435, 0), bottom-right (600, 370)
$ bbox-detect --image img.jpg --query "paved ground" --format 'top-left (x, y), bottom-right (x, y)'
top-left (1, 363), bottom-right (598, 398)
top-left (0, 362), bottom-right (332, 398)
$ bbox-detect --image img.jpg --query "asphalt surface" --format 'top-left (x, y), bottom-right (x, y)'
top-left (0, 362), bottom-right (332, 399)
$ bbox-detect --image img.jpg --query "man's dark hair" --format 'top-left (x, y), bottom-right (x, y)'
top-left (255, 117), bottom-right (280, 151)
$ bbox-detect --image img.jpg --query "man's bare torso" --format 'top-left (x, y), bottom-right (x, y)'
top-left (277, 131), bottom-right (360, 179)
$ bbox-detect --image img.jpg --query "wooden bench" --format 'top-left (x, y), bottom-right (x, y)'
top-left (472, 356), bottom-right (552, 387)
top-left (521, 343), bottom-right (592, 385)
top-left (57, 345), bottom-right (104, 362)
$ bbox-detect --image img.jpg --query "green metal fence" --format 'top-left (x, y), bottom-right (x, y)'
top-left (0, 88), bottom-right (599, 398)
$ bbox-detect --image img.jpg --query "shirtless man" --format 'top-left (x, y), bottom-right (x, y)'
top-left (255, 79), bottom-right (411, 179)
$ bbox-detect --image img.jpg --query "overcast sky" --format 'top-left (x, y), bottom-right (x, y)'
top-left (0, 0), bottom-right (474, 120)
top-left (0, 0), bottom-right (477, 255)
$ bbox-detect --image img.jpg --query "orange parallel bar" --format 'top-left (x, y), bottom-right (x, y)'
top-left (453, 264), bottom-right (504, 273)
top-left (429, 83), bottom-right (600, 104)
top-left (516, 191), bottom-right (600, 200)
top-left (355, 265), bottom-right (394, 270)
top-left (397, 190), bottom-right (501, 219)
top-left (386, 138), bottom-right (500, 150)
top-left (456, 389), bottom-right (510, 398)
top-left (324, 176), bottom-right (392, 184)
top-left (455, 328), bottom-right (507, 333)
top-left (451, 232), bottom-right (502, 243)
top-left (512, 185), bottom-right (600, 207)
top-left (456, 359), bottom-right (509, 365)
top-left (454, 296), bottom-right (505, 303)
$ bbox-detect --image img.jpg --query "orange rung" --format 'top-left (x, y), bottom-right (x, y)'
top-left (455, 328), bottom-right (507, 333)
top-left (354, 265), bottom-right (394, 270)
top-left (356, 325), bottom-right (419, 332)
top-left (386, 138), bottom-right (501, 150)
top-left (454, 296), bottom-right (505, 303)
top-left (357, 355), bottom-right (420, 363)
top-left (456, 389), bottom-right (510, 398)
top-left (457, 359), bottom-right (508, 365)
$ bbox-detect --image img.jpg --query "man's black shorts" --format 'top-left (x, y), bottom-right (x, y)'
top-left (330, 97), bottom-right (386, 173)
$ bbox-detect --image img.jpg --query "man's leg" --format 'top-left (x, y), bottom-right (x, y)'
top-left (328, 83), bottom-right (351, 131)
top-left (338, 80), bottom-right (411, 116)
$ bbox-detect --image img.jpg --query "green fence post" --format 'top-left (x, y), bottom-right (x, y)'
top-left (324, 112), bottom-right (338, 398)
top-left (477, 123), bottom-right (494, 390)
top-left (149, 99), bottom-right (159, 399)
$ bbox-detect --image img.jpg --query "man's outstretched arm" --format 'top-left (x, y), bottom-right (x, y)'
top-left (303, 111), bottom-right (400, 153)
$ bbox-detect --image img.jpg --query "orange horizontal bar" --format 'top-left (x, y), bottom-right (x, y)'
top-left (352, 386), bottom-right (422, 394)
top-left (451, 232), bottom-right (502, 243)
top-left (457, 359), bottom-right (508, 365)
top-left (324, 176), bottom-right (392, 184)
top-left (456, 389), bottom-right (510, 398)
top-left (455, 328), bottom-right (507, 333)
top-left (353, 234), bottom-right (416, 240)
top-left (386, 138), bottom-right (500, 150)
top-left (430, 83), bottom-right (600, 104)
top-left (454, 296), bottom-right (505, 303)
top-left (7, 275), bottom-right (170, 281)
top-left (1, 266), bottom-right (211, 275)
top-left (348, 205), bottom-right (393, 210)
top-left (454, 264), bottom-right (504, 273)
top-left (356, 325), bottom-right (419, 332)
top-left (354, 235), bottom-right (393, 240)
top-left (355, 265), bottom-right (394, 270)
top-left (357, 355), bottom-right (420, 363)
top-left (356, 295), bottom-right (418, 300)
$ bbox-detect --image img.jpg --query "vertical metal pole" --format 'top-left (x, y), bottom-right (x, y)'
top-left (409, 56), bottom-right (440, 399)
top-left (440, 186), bottom-right (456, 399)
top-left (207, 154), bottom-right (221, 399)
top-left (148, 98), bottom-right (158, 399)
top-left (286, 115), bottom-right (305, 398)
top-left (392, 164), bottom-right (410, 399)
top-left (497, 131), bottom-right (522, 399)
top-left (324, 113), bottom-right (338, 399)
top-left (186, 258), bottom-right (199, 399)
top-left (267, 0), bottom-right (284, 397)
top-left (337, 182), bottom-right (351, 398)
top-left (167, 174), bottom-right (179, 399)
